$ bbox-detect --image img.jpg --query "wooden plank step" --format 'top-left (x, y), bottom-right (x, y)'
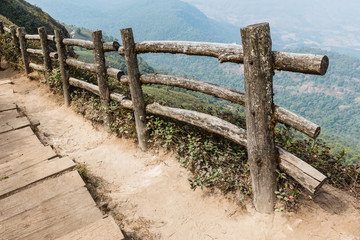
top-left (0, 127), bottom-right (35, 146)
top-left (0, 116), bottom-right (30, 133)
top-left (0, 171), bottom-right (85, 222)
top-left (0, 102), bottom-right (16, 112)
top-left (0, 187), bottom-right (103, 240)
top-left (0, 157), bottom-right (75, 198)
top-left (0, 145), bottom-right (56, 178)
top-left (0, 79), bottom-right (12, 85)
top-left (0, 109), bottom-right (18, 121)
top-left (0, 132), bottom-right (43, 151)
top-left (0, 109), bottom-right (30, 134)
top-left (56, 216), bottom-right (124, 240)
top-left (0, 134), bottom-right (47, 163)
top-left (0, 141), bottom-right (47, 164)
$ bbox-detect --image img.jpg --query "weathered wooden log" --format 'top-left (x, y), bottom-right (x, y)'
top-left (139, 73), bottom-right (246, 104)
top-left (66, 59), bottom-right (97, 72)
top-left (63, 38), bottom-right (120, 52)
top-left (69, 77), bottom-right (99, 95)
top-left (118, 41), bottom-right (242, 64)
top-left (47, 35), bottom-right (55, 41)
top-left (27, 49), bottom-right (58, 59)
top-left (17, 27), bottom-right (31, 76)
top-left (63, 39), bottom-right (93, 49)
top-left (107, 67), bottom-right (124, 80)
top-left (147, 103), bottom-right (247, 146)
top-left (26, 48), bottom-right (43, 55)
top-left (273, 51), bottom-right (329, 76)
top-left (274, 106), bottom-right (321, 138)
top-left (241, 23), bottom-right (277, 213)
top-left (65, 77), bottom-right (326, 193)
top-left (277, 147), bottom-right (326, 194)
top-left (110, 92), bottom-right (134, 109)
top-left (10, 26), bottom-right (20, 53)
top-left (38, 27), bottom-right (52, 86)
top-left (3, 26), bottom-right (11, 34)
top-left (25, 34), bottom-right (40, 40)
top-left (66, 58), bottom-right (123, 80)
top-left (0, 22), bottom-right (4, 35)
top-left (120, 73), bottom-right (321, 138)
top-left (55, 29), bottom-right (70, 106)
top-left (29, 62), bottom-right (45, 71)
top-left (121, 28), bottom-right (148, 151)
top-left (118, 41), bottom-right (328, 75)
top-left (49, 52), bottom-right (58, 59)
top-left (103, 41), bottom-right (121, 52)
top-left (92, 30), bottom-right (110, 126)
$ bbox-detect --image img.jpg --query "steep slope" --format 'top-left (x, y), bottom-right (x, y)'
top-left (0, 0), bottom-right (69, 36)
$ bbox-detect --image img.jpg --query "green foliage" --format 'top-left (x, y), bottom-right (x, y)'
top-left (0, 0), bottom-right (69, 36)
top-left (48, 68), bottom-right (62, 92)
top-left (0, 32), bottom-right (22, 69)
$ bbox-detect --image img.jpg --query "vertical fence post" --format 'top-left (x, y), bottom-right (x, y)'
top-left (92, 30), bottom-right (110, 127)
top-left (17, 27), bottom-right (31, 77)
top-left (10, 25), bottom-right (20, 54)
top-left (38, 27), bottom-right (52, 88)
top-left (241, 23), bottom-right (277, 213)
top-left (0, 22), bottom-right (3, 69)
top-left (0, 21), bottom-right (4, 34)
top-left (121, 28), bottom-right (148, 151)
top-left (54, 29), bottom-right (70, 106)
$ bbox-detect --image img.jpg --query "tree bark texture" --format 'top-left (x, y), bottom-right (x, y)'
top-left (66, 58), bottom-right (123, 80)
top-left (118, 41), bottom-right (328, 75)
top-left (17, 27), bottom-right (31, 76)
top-left (10, 26), bottom-right (20, 54)
top-left (54, 29), bottom-right (70, 106)
top-left (92, 30), bottom-right (110, 126)
top-left (38, 27), bottom-right (52, 86)
top-left (241, 23), bottom-right (277, 213)
top-left (63, 38), bottom-right (120, 52)
top-left (0, 22), bottom-right (4, 34)
top-left (121, 28), bottom-right (148, 151)
top-left (29, 62), bottom-right (44, 71)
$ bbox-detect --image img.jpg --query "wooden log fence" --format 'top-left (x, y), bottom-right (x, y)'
top-left (0, 21), bottom-right (329, 213)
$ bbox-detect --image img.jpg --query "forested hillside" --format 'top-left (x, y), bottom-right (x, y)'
top-left (0, 0), bottom-right (69, 36)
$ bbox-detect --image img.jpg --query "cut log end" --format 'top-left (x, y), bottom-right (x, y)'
top-left (320, 55), bottom-right (329, 76)
top-left (313, 126), bottom-right (321, 139)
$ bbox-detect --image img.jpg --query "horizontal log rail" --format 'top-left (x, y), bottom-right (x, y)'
top-left (26, 48), bottom-right (43, 55)
top-left (118, 41), bottom-right (329, 75)
top-left (68, 77), bottom-right (326, 193)
top-left (63, 39), bottom-right (120, 52)
top-left (25, 34), bottom-right (55, 41)
top-left (29, 62), bottom-right (44, 71)
top-left (118, 73), bottom-right (320, 138)
top-left (27, 48), bottom-right (58, 59)
top-left (66, 58), bottom-right (123, 80)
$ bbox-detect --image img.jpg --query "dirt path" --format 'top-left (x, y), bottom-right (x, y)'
top-left (1, 66), bottom-right (359, 240)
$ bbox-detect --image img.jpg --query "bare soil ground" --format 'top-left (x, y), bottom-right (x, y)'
top-left (1, 65), bottom-right (360, 240)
